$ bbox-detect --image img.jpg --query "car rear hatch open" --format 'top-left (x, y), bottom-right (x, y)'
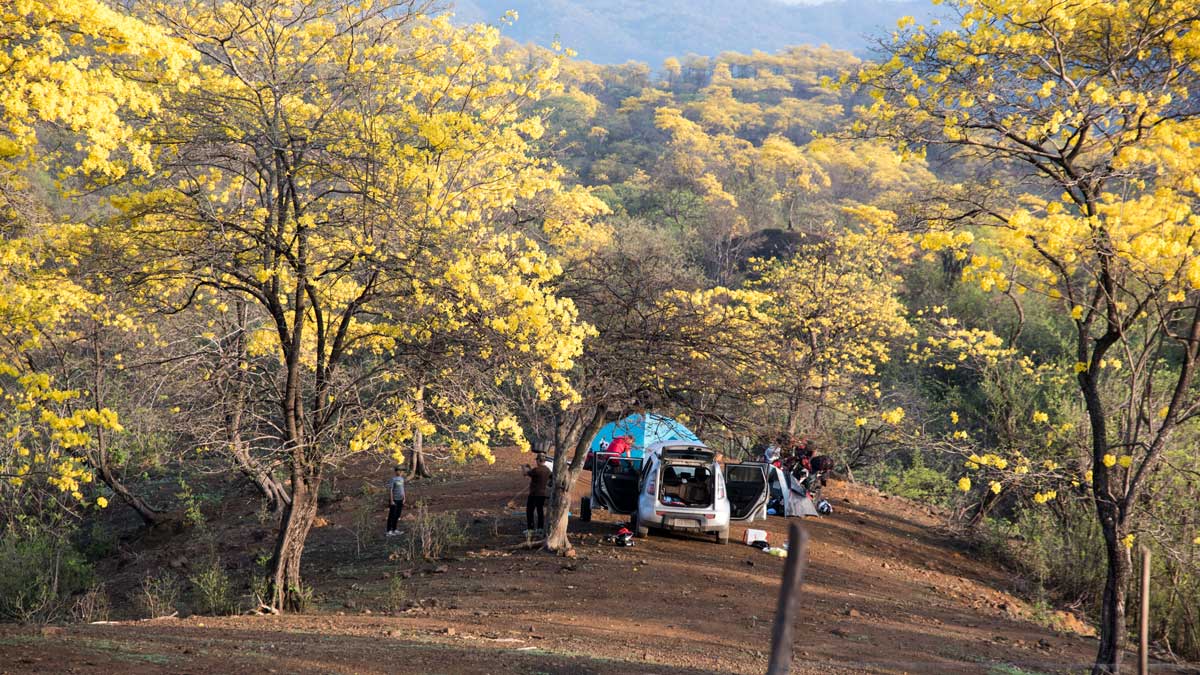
top-left (659, 446), bottom-right (715, 462)
top-left (656, 459), bottom-right (716, 509)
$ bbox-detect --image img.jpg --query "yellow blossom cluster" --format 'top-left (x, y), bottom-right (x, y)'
top-left (1, 0), bottom-right (193, 174)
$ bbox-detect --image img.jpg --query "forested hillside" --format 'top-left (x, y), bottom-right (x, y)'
top-left (453, 0), bottom-right (944, 62)
top-left (3, 1), bottom-right (1200, 674)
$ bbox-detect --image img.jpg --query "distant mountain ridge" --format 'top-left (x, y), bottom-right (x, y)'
top-left (451, 0), bottom-right (944, 64)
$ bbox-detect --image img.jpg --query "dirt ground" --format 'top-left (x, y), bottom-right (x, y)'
top-left (2, 447), bottom-right (1194, 675)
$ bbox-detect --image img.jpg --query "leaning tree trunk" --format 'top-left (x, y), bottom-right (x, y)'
top-left (87, 329), bottom-right (162, 527)
top-left (228, 301), bottom-right (290, 515)
top-left (269, 464), bottom-right (321, 612)
top-left (93, 447), bottom-right (163, 526)
top-left (231, 439), bottom-right (291, 516)
top-left (544, 406), bottom-right (607, 554)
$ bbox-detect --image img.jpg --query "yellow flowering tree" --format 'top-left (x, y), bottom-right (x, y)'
top-left (1, 0), bottom-right (189, 525)
top-left (117, 0), bottom-right (599, 610)
top-left (741, 209), bottom-right (915, 439)
top-left (853, 1), bottom-right (1200, 670)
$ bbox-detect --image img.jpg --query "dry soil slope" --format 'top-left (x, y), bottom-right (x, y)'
top-left (0, 446), bottom-right (1136, 675)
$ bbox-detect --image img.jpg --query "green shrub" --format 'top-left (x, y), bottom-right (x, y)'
top-left (394, 501), bottom-right (464, 561)
top-left (1009, 505), bottom-right (1105, 603)
top-left (175, 479), bottom-right (206, 530)
top-left (386, 576), bottom-right (407, 612)
top-left (286, 583), bottom-right (314, 613)
top-left (874, 451), bottom-right (955, 506)
top-left (80, 522), bottom-right (117, 561)
top-left (190, 558), bottom-right (237, 616)
top-left (249, 575), bottom-right (271, 608)
top-left (0, 528), bottom-right (93, 623)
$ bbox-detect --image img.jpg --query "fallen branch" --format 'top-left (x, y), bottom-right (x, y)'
top-left (504, 537), bottom-right (548, 551)
top-left (245, 604), bottom-right (280, 616)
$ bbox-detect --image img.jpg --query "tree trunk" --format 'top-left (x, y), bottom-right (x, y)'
top-left (1080, 363), bottom-right (1131, 675)
top-left (228, 300), bottom-right (290, 515)
top-left (94, 456), bottom-right (162, 526)
top-left (410, 447), bottom-right (431, 478)
top-left (231, 439), bottom-right (290, 516)
top-left (784, 395), bottom-right (801, 436)
top-left (408, 386), bottom-right (431, 478)
top-left (544, 406), bottom-right (608, 554)
top-left (1094, 506), bottom-right (1131, 674)
top-left (87, 324), bottom-right (162, 527)
top-left (269, 465), bottom-right (320, 612)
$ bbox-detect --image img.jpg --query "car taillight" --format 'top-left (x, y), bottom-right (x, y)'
top-left (717, 476), bottom-right (725, 501)
top-left (646, 478), bottom-right (656, 495)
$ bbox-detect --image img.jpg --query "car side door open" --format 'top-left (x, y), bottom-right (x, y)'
top-left (723, 461), bottom-right (769, 521)
top-left (593, 454), bottom-right (643, 515)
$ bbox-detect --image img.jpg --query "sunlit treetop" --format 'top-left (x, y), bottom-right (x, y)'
top-left (110, 0), bottom-right (607, 466)
top-left (849, 0), bottom-right (1200, 329)
top-left (0, 0), bottom-right (193, 177)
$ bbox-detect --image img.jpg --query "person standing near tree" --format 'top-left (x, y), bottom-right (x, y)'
top-left (385, 466), bottom-right (406, 536)
top-left (523, 453), bottom-right (552, 534)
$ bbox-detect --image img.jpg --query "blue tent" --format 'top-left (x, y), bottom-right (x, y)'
top-left (588, 413), bottom-right (703, 459)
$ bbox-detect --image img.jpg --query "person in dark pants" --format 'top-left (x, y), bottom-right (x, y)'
top-left (385, 466), bottom-right (406, 536)
top-left (523, 453), bottom-right (552, 533)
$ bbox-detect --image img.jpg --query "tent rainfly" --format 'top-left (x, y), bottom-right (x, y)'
top-left (588, 413), bottom-right (702, 459)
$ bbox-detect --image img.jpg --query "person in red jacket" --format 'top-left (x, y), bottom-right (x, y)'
top-left (606, 435), bottom-right (633, 457)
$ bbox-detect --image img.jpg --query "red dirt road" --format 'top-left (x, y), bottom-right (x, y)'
top-left (1, 447), bottom-right (1177, 674)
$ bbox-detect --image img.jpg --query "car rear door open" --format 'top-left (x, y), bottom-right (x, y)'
top-left (724, 461), bottom-right (769, 521)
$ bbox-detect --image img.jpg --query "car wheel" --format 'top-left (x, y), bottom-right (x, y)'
top-left (580, 496), bottom-right (591, 522)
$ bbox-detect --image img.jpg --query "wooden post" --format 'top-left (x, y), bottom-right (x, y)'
top-left (766, 522), bottom-right (810, 675)
top-left (1139, 545), bottom-right (1151, 675)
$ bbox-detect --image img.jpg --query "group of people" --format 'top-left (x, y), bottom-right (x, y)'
top-left (763, 434), bottom-right (834, 516)
top-left (763, 435), bottom-right (815, 474)
top-left (383, 453), bottom-right (554, 537)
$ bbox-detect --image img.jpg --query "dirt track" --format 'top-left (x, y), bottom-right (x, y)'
top-left (2, 447), bottom-right (1187, 675)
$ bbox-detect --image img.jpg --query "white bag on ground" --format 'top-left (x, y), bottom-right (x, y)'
top-left (742, 528), bottom-right (769, 545)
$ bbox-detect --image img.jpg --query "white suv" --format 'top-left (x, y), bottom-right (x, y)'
top-left (582, 442), bottom-right (768, 544)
